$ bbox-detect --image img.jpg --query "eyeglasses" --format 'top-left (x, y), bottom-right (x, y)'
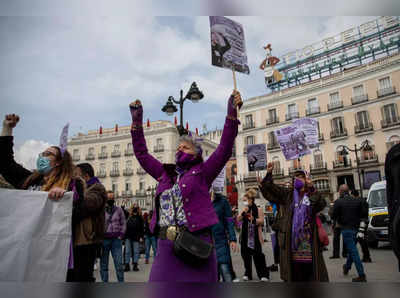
top-left (39, 151), bottom-right (56, 158)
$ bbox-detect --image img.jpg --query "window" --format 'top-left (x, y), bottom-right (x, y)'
top-left (127, 143), bottom-right (132, 150)
top-left (112, 182), bottom-right (118, 193)
top-left (268, 132), bottom-right (277, 144)
top-left (112, 162), bottom-right (119, 171)
top-left (353, 85), bottom-right (364, 97)
top-left (156, 138), bottom-right (163, 146)
top-left (379, 77), bottom-right (391, 89)
top-left (114, 144), bottom-right (120, 151)
top-left (125, 182), bottom-right (131, 191)
top-left (73, 149), bottom-right (79, 156)
top-left (272, 156), bottom-right (280, 170)
top-left (383, 103), bottom-right (398, 123)
top-left (314, 179), bottom-right (329, 191)
top-left (329, 92), bottom-right (340, 104)
top-left (356, 111), bottom-right (370, 129)
top-left (245, 135), bottom-right (255, 145)
top-left (308, 98), bottom-right (318, 109)
top-left (88, 147), bottom-right (94, 154)
top-left (126, 160), bottom-right (132, 170)
top-left (100, 163), bottom-right (105, 171)
top-left (313, 149), bottom-right (323, 167)
top-left (361, 144), bottom-right (375, 160)
top-left (245, 114), bottom-right (253, 126)
top-left (139, 178), bottom-right (145, 191)
top-left (288, 103), bottom-right (297, 116)
top-left (268, 109), bottom-right (277, 120)
top-left (332, 117), bottom-right (345, 133)
top-left (101, 146), bottom-right (107, 153)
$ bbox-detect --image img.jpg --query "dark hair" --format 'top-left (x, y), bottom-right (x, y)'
top-left (351, 189), bottom-right (360, 197)
top-left (77, 163), bottom-right (95, 178)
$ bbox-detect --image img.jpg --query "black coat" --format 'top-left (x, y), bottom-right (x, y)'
top-left (125, 214), bottom-right (144, 241)
top-left (332, 193), bottom-right (368, 230)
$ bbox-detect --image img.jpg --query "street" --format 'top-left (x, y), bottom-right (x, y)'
top-left (94, 234), bottom-right (400, 282)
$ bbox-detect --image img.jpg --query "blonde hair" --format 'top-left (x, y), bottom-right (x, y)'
top-left (245, 188), bottom-right (257, 200)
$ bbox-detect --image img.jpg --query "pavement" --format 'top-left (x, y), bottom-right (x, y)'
top-left (94, 233), bottom-right (400, 282)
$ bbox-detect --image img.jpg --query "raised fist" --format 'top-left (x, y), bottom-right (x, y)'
top-left (129, 100), bottom-right (143, 126)
top-left (227, 90), bottom-right (243, 119)
top-left (267, 162), bottom-right (274, 173)
top-left (3, 114), bottom-right (20, 129)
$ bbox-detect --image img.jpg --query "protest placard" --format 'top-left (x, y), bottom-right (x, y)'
top-left (292, 118), bottom-right (319, 148)
top-left (247, 144), bottom-right (267, 171)
top-left (275, 125), bottom-right (311, 160)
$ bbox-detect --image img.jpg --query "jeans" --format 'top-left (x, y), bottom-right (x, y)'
top-left (342, 229), bottom-right (365, 277)
top-left (125, 239), bottom-right (140, 264)
top-left (145, 235), bottom-right (158, 260)
top-left (100, 238), bottom-right (124, 282)
top-left (219, 263), bottom-right (233, 282)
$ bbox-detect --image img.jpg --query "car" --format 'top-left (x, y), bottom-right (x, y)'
top-left (366, 180), bottom-right (389, 248)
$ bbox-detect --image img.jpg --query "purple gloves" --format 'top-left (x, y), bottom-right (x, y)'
top-left (129, 100), bottom-right (143, 127)
top-left (227, 91), bottom-right (243, 119)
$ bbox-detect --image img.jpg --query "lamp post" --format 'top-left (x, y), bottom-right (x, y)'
top-left (338, 140), bottom-right (373, 196)
top-left (146, 186), bottom-right (156, 210)
top-left (161, 82), bottom-right (204, 136)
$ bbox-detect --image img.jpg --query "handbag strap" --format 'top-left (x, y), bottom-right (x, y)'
top-left (170, 184), bottom-right (179, 227)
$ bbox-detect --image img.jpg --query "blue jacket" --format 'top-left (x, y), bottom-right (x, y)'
top-left (211, 193), bottom-right (237, 264)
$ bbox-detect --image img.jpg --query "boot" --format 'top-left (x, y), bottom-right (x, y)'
top-left (124, 264), bottom-right (130, 272)
top-left (352, 275), bottom-right (367, 282)
top-left (133, 263), bottom-right (139, 271)
top-left (343, 264), bottom-right (349, 276)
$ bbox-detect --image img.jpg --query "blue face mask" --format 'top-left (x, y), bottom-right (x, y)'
top-left (36, 155), bottom-right (53, 174)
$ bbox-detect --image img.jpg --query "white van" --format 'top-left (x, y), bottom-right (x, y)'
top-left (366, 180), bottom-right (389, 248)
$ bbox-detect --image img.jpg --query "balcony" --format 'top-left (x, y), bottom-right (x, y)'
top-left (267, 142), bottom-right (280, 151)
top-left (154, 145), bottom-right (165, 153)
top-left (330, 128), bottom-right (348, 139)
top-left (98, 152), bottom-right (108, 159)
top-left (315, 183), bottom-right (331, 193)
top-left (97, 171), bottom-right (106, 178)
top-left (333, 159), bottom-right (352, 169)
top-left (122, 190), bottom-right (133, 198)
top-left (289, 167), bottom-right (305, 175)
top-left (110, 169), bottom-right (120, 177)
top-left (354, 123), bottom-right (373, 134)
top-left (272, 168), bottom-right (284, 178)
top-left (351, 94), bottom-right (368, 105)
top-left (310, 162), bottom-right (328, 174)
top-left (72, 155), bottom-right (80, 162)
top-left (124, 149), bottom-right (134, 156)
top-left (357, 153), bottom-right (379, 166)
top-left (123, 168), bottom-right (134, 176)
top-left (111, 151), bottom-right (121, 158)
top-left (306, 107), bottom-right (320, 116)
top-left (136, 190), bottom-right (147, 197)
top-left (243, 122), bottom-right (255, 130)
top-left (85, 153), bottom-right (95, 161)
top-left (285, 112), bottom-right (299, 121)
top-left (137, 168), bottom-right (147, 175)
top-left (266, 117), bottom-right (279, 126)
top-left (327, 101), bottom-right (343, 111)
top-left (381, 116), bottom-right (400, 129)
top-left (377, 86), bottom-right (396, 98)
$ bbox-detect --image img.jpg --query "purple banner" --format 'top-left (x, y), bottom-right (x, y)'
top-left (275, 125), bottom-right (311, 160)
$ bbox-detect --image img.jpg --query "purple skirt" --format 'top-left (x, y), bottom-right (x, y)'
top-left (149, 234), bottom-right (218, 282)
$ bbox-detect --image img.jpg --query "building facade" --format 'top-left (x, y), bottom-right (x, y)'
top-left (237, 53), bottom-right (400, 205)
top-left (68, 121), bottom-right (218, 211)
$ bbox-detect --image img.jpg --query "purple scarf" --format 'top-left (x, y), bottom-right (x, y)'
top-left (291, 189), bottom-right (312, 251)
top-left (87, 176), bottom-right (101, 186)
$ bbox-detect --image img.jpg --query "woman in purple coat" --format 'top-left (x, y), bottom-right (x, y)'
top-left (129, 90), bottom-right (242, 282)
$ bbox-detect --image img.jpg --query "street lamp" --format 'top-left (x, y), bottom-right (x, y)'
top-left (161, 82), bottom-right (204, 136)
top-left (338, 140), bottom-right (373, 195)
top-left (146, 185), bottom-right (156, 210)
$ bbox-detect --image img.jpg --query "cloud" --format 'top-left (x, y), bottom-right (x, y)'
top-left (14, 140), bottom-right (52, 171)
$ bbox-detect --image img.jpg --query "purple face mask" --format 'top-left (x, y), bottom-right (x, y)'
top-left (175, 150), bottom-right (197, 168)
top-left (294, 178), bottom-right (305, 190)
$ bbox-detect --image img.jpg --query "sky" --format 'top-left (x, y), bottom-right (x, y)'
top-left (0, 4), bottom-right (396, 168)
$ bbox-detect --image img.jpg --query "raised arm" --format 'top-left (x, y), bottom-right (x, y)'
top-left (0, 114), bottom-right (32, 188)
top-left (203, 91), bottom-right (242, 186)
top-left (129, 100), bottom-right (164, 180)
top-left (258, 162), bottom-right (291, 206)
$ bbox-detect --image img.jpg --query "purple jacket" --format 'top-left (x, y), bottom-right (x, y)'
top-left (104, 206), bottom-right (127, 238)
top-left (131, 117), bottom-right (239, 233)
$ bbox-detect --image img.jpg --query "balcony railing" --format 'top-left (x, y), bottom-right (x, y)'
top-left (123, 168), bottom-right (134, 176)
top-left (306, 107), bottom-right (320, 116)
top-left (330, 128), bottom-right (348, 139)
top-left (124, 149), bottom-right (134, 156)
top-left (266, 117), bottom-right (279, 126)
top-left (315, 184), bottom-right (331, 193)
top-left (333, 159), bottom-right (352, 169)
top-left (136, 190), bottom-right (147, 197)
top-left (72, 155), bottom-right (80, 162)
top-left (122, 190), bottom-right (133, 198)
top-left (243, 122), bottom-right (255, 130)
top-left (272, 168), bottom-right (284, 178)
top-left (98, 152), bottom-right (108, 159)
top-left (85, 153), bottom-right (95, 161)
top-left (310, 162), bottom-right (328, 174)
top-left (154, 145), bottom-right (165, 153)
top-left (97, 171), bottom-right (106, 178)
top-left (289, 167), bottom-right (305, 175)
top-left (110, 169), bottom-right (120, 177)
top-left (381, 116), bottom-right (400, 129)
top-left (285, 112), bottom-right (299, 121)
top-left (267, 142), bottom-right (280, 151)
top-left (327, 101), bottom-right (343, 111)
top-left (377, 86), bottom-right (396, 98)
top-left (358, 153), bottom-right (379, 165)
top-left (351, 94), bottom-right (368, 105)
top-left (111, 151), bottom-right (121, 158)
top-left (354, 123), bottom-right (373, 134)
top-left (137, 168), bottom-right (147, 175)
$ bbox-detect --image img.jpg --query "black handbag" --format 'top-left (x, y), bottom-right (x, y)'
top-left (170, 192), bottom-right (213, 266)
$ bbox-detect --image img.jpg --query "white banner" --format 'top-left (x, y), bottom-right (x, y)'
top-left (0, 189), bottom-right (73, 282)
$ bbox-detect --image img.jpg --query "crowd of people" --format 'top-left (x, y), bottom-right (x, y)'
top-left (1, 88), bottom-right (399, 283)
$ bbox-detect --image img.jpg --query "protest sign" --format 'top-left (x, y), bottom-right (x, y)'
top-left (0, 189), bottom-right (73, 282)
top-left (59, 123), bottom-right (69, 155)
top-left (275, 125), bottom-right (311, 160)
top-left (247, 144), bottom-right (267, 171)
top-left (209, 16), bottom-right (250, 75)
top-left (292, 118), bottom-right (319, 148)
